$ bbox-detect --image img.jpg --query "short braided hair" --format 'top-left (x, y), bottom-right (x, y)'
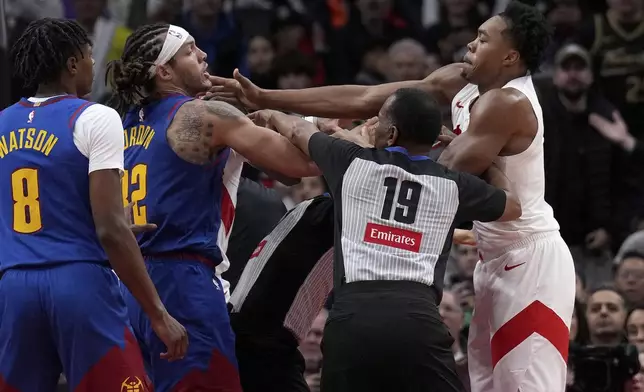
top-left (11, 18), bottom-right (91, 91)
top-left (105, 23), bottom-right (169, 114)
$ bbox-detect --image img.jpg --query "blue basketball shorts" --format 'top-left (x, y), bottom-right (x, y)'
top-left (121, 257), bottom-right (241, 392)
top-left (0, 262), bottom-right (150, 392)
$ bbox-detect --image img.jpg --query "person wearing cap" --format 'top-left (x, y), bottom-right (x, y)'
top-left (536, 42), bottom-right (615, 289)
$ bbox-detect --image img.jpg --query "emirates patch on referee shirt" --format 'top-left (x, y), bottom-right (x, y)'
top-left (363, 222), bottom-right (422, 253)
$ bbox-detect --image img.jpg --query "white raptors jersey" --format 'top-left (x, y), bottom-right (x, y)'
top-left (216, 149), bottom-right (246, 300)
top-left (450, 76), bottom-right (559, 255)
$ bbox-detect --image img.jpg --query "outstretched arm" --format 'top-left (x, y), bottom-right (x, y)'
top-left (169, 100), bottom-right (320, 178)
top-left (210, 64), bottom-right (469, 119)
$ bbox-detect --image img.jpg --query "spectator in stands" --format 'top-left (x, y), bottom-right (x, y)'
top-left (147, 0), bottom-right (183, 23)
top-left (571, 299), bottom-right (590, 345)
top-left (439, 290), bottom-right (470, 392)
top-left (450, 243), bottom-right (478, 280)
top-left (355, 40), bottom-right (388, 85)
top-left (247, 34), bottom-right (277, 89)
top-left (300, 309), bottom-right (327, 392)
top-left (615, 252), bottom-right (644, 307)
top-left (180, 0), bottom-right (247, 77)
top-left (386, 38), bottom-right (427, 81)
top-left (73, 0), bottom-right (131, 101)
top-left (624, 353), bottom-right (644, 392)
top-left (541, 0), bottom-right (583, 69)
top-left (627, 307), bottom-right (644, 352)
top-left (585, 286), bottom-right (628, 346)
top-left (324, 0), bottom-right (417, 83)
top-left (537, 43), bottom-right (613, 288)
top-left (425, 52), bottom-right (442, 75)
top-left (273, 51), bottom-right (316, 90)
top-left (577, 0), bottom-right (644, 249)
top-left (576, 272), bottom-right (588, 304)
top-left (424, 0), bottom-right (483, 65)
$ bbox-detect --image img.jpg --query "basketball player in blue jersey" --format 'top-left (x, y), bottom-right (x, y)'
top-left (106, 23), bottom-right (319, 392)
top-left (0, 19), bottom-right (188, 392)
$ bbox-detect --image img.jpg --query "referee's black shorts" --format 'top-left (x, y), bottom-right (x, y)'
top-left (321, 280), bottom-right (464, 392)
top-left (231, 321), bottom-right (309, 392)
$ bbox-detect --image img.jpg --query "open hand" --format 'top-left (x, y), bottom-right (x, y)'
top-left (436, 125), bottom-right (458, 146)
top-left (150, 310), bottom-right (189, 361)
top-left (205, 69), bottom-right (262, 111)
top-left (453, 229), bottom-right (476, 246)
top-left (589, 110), bottom-right (634, 151)
top-left (125, 202), bottom-right (157, 234)
top-left (315, 118), bottom-right (345, 135)
top-left (585, 228), bottom-right (609, 251)
top-left (247, 109), bottom-right (278, 129)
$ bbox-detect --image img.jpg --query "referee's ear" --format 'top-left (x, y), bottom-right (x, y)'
top-left (387, 126), bottom-right (399, 146)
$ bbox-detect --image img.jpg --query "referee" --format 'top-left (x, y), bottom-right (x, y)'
top-left (250, 87), bottom-right (522, 392)
top-left (229, 194), bottom-right (334, 392)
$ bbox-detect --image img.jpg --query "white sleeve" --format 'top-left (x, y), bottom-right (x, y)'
top-left (73, 104), bottom-right (125, 174)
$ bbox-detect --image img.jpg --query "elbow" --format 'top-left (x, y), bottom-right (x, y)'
top-left (95, 217), bottom-right (129, 249)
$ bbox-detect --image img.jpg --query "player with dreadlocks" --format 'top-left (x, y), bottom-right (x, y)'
top-left (106, 23), bottom-right (318, 392)
top-left (0, 18), bottom-right (188, 392)
top-left (210, 2), bottom-right (575, 391)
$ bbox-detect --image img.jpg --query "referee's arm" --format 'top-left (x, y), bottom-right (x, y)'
top-left (453, 169), bottom-right (522, 224)
top-left (258, 110), bottom-right (364, 189)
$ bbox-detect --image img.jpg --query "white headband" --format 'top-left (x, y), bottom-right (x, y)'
top-left (149, 24), bottom-right (190, 77)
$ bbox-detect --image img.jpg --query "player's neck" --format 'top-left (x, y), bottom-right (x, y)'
top-left (477, 70), bottom-right (527, 95)
top-left (34, 84), bottom-right (76, 98)
top-left (155, 85), bottom-right (191, 98)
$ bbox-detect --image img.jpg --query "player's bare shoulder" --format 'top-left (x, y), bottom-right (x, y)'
top-left (167, 99), bottom-right (245, 165)
top-left (474, 88), bottom-right (537, 155)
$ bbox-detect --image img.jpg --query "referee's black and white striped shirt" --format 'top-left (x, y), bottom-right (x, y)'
top-left (307, 133), bottom-right (507, 294)
top-left (230, 195), bottom-right (334, 342)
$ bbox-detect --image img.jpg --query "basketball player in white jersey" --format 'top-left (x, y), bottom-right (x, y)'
top-left (215, 148), bottom-right (299, 301)
top-left (208, 2), bottom-right (575, 391)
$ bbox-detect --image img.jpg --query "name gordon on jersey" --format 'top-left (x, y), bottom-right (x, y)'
top-left (0, 128), bottom-right (58, 159)
top-left (124, 125), bottom-right (156, 150)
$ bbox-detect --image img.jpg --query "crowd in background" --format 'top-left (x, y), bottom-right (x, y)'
top-left (2, 0), bottom-right (644, 391)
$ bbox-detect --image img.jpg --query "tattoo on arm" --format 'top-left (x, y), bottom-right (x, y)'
top-left (202, 100), bottom-right (245, 119)
top-left (167, 100), bottom-right (247, 165)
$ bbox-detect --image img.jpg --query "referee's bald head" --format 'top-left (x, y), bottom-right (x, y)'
top-left (376, 87), bottom-right (442, 149)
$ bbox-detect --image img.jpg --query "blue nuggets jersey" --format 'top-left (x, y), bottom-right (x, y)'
top-left (0, 96), bottom-right (107, 272)
top-left (122, 94), bottom-right (230, 264)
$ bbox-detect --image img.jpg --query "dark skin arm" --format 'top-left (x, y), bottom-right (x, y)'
top-left (90, 169), bottom-right (187, 360)
top-left (481, 164), bottom-right (522, 221)
top-left (167, 100), bottom-right (320, 178)
top-left (247, 110), bottom-right (321, 156)
top-left (208, 64), bottom-right (469, 119)
top-left (438, 88), bottom-right (535, 175)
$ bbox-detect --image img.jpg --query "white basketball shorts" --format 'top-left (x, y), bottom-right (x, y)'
top-left (468, 232), bottom-right (576, 392)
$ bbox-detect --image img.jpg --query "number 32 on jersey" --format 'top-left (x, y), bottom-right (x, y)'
top-left (122, 163), bottom-right (148, 225)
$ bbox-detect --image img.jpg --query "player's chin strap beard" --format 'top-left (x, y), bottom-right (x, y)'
top-left (149, 24), bottom-right (190, 78)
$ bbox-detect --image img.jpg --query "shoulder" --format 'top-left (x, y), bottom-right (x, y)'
top-left (178, 99), bottom-right (247, 121)
top-left (474, 88), bottom-right (531, 119)
top-left (76, 104), bottom-right (122, 127)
